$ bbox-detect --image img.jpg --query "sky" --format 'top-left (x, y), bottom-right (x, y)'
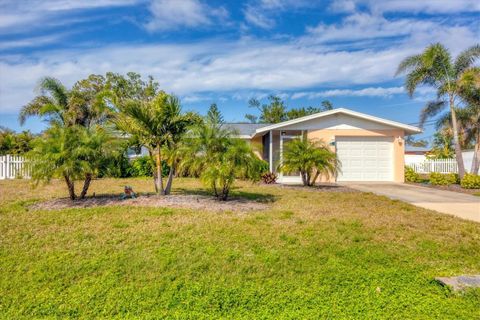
top-left (0, 0), bottom-right (479, 143)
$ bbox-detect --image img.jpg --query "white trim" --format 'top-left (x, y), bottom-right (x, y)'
top-left (269, 130), bottom-right (273, 172)
top-left (254, 108), bottom-right (422, 135)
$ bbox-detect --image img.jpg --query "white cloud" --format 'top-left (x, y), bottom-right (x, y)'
top-left (242, 0), bottom-right (314, 30)
top-left (0, 0), bottom-right (141, 33)
top-left (145, 0), bottom-right (228, 31)
top-left (291, 86), bottom-right (405, 99)
top-left (243, 5), bottom-right (276, 29)
top-left (0, 33), bottom-right (72, 50)
top-left (330, 0), bottom-right (480, 14)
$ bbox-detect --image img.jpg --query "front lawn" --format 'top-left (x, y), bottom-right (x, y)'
top-left (1, 178), bottom-right (479, 319)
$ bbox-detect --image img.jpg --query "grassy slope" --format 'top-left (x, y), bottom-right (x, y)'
top-left (1, 178), bottom-right (479, 319)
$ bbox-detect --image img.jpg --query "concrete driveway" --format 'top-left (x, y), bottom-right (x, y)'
top-left (343, 183), bottom-right (480, 223)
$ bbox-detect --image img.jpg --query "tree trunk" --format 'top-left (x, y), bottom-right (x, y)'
top-left (156, 147), bottom-right (164, 195)
top-left (149, 150), bottom-right (158, 193)
top-left (301, 171), bottom-right (308, 186)
top-left (221, 183), bottom-right (229, 201)
top-left (164, 166), bottom-right (174, 195)
top-left (64, 174), bottom-right (76, 200)
top-left (79, 173), bottom-right (92, 199)
top-left (311, 171), bottom-right (320, 187)
top-left (449, 95), bottom-right (466, 178)
top-left (471, 140), bottom-right (480, 175)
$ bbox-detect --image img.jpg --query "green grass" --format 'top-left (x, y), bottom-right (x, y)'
top-left (1, 178), bottom-right (480, 319)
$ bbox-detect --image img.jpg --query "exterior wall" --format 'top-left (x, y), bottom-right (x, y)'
top-left (307, 129), bottom-right (405, 183)
top-left (250, 135), bottom-right (263, 159)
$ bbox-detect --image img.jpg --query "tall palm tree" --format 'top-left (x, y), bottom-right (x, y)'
top-left (19, 77), bottom-right (71, 126)
top-left (116, 92), bottom-right (197, 195)
top-left (396, 43), bottom-right (480, 178)
top-left (20, 76), bottom-right (112, 128)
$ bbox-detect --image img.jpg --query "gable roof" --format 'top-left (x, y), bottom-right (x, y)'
top-left (253, 108), bottom-right (422, 136)
top-left (224, 123), bottom-right (271, 137)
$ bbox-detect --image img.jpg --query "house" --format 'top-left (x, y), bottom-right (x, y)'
top-left (228, 108), bottom-right (422, 183)
top-left (404, 146), bottom-right (431, 164)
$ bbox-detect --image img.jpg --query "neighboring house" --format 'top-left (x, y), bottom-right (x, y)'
top-left (405, 146), bottom-right (431, 163)
top-left (404, 146), bottom-right (475, 174)
top-left (229, 108), bottom-right (422, 183)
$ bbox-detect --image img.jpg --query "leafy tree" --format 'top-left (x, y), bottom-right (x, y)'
top-left (246, 96), bottom-right (334, 123)
top-left (246, 95), bottom-right (287, 123)
top-left (427, 131), bottom-right (455, 159)
top-left (405, 136), bottom-right (428, 148)
top-left (396, 43), bottom-right (480, 178)
top-left (280, 138), bottom-right (339, 187)
top-left (116, 92), bottom-right (198, 195)
top-left (0, 128), bottom-right (35, 155)
top-left (179, 105), bottom-right (264, 200)
top-left (104, 72), bottom-right (159, 107)
top-left (321, 100), bottom-right (334, 110)
top-left (28, 125), bottom-right (117, 200)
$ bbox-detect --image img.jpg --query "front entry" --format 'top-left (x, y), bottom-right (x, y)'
top-left (278, 134), bottom-right (303, 184)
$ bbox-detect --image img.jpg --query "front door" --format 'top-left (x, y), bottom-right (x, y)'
top-left (279, 135), bottom-right (303, 184)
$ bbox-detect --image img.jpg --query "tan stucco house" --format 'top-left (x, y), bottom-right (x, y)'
top-left (228, 108), bottom-right (422, 184)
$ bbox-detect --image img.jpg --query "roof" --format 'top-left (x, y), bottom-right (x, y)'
top-left (253, 108), bottom-right (422, 136)
top-left (224, 123), bottom-right (271, 138)
top-left (405, 146), bottom-right (431, 153)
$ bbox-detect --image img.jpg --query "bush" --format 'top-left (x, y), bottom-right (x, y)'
top-left (261, 172), bottom-right (277, 184)
top-left (405, 166), bottom-right (421, 182)
top-left (429, 172), bottom-right (459, 186)
top-left (461, 174), bottom-right (480, 189)
top-left (129, 156), bottom-right (169, 177)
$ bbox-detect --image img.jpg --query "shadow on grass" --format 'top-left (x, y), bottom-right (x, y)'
top-left (174, 187), bottom-right (278, 203)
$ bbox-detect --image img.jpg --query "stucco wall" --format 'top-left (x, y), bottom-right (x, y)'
top-left (307, 129), bottom-right (406, 183)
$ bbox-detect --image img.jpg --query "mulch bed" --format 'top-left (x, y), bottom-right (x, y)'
top-left (29, 194), bottom-right (269, 213)
top-left (268, 183), bottom-right (358, 193)
top-left (407, 182), bottom-right (480, 195)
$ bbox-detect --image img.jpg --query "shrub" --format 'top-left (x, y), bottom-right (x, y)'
top-left (405, 166), bottom-right (420, 182)
top-left (461, 174), bottom-right (480, 189)
top-left (261, 172), bottom-right (277, 184)
top-left (429, 172), bottom-right (459, 186)
top-left (129, 156), bottom-right (169, 177)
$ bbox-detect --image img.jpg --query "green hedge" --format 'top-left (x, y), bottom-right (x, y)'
top-left (429, 172), bottom-right (459, 186)
top-left (405, 166), bottom-right (421, 182)
top-left (461, 174), bottom-right (480, 189)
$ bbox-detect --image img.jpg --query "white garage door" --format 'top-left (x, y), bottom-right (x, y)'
top-left (336, 136), bottom-right (394, 182)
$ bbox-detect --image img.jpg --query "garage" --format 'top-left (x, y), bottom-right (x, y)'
top-left (336, 136), bottom-right (394, 182)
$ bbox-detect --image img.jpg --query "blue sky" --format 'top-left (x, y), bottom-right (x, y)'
top-left (0, 0), bottom-right (479, 143)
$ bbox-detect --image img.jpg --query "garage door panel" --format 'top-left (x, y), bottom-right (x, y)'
top-left (336, 136), bottom-right (393, 182)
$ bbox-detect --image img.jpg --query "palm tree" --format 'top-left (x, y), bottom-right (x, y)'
top-left (396, 43), bottom-right (480, 178)
top-left (116, 92), bottom-right (197, 195)
top-left (19, 77), bottom-right (71, 126)
top-left (27, 125), bottom-right (116, 200)
top-left (179, 105), bottom-right (264, 200)
top-left (458, 67), bottom-right (480, 174)
top-left (280, 138), bottom-right (339, 187)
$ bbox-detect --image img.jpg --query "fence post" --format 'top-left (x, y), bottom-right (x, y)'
top-left (6, 155), bottom-right (10, 179)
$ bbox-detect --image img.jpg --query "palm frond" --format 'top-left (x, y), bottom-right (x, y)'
top-left (37, 77), bottom-right (68, 107)
top-left (454, 44), bottom-right (480, 76)
top-left (395, 54), bottom-right (422, 76)
top-left (419, 100), bottom-right (446, 127)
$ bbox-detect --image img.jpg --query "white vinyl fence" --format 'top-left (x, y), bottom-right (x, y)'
top-left (0, 155), bottom-right (30, 179)
top-left (406, 158), bottom-right (458, 174)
